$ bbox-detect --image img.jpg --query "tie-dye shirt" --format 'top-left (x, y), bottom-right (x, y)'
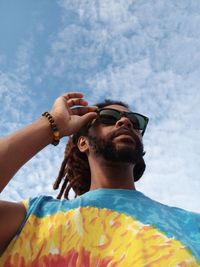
top-left (1, 189), bottom-right (200, 266)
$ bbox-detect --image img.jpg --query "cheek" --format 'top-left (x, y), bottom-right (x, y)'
top-left (90, 124), bottom-right (113, 137)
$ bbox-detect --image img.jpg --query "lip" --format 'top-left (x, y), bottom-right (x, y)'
top-left (114, 134), bottom-right (134, 142)
top-left (115, 130), bottom-right (134, 139)
top-left (116, 133), bottom-right (133, 138)
top-left (114, 130), bottom-right (135, 143)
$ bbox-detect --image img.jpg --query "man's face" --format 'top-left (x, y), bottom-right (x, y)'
top-left (87, 104), bottom-right (144, 164)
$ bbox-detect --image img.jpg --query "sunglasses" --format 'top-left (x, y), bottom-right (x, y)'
top-left (93, 108), bottom-right (149, 136)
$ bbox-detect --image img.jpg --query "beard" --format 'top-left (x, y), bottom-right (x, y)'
top-left (88, 130), bottom-right (144, 164)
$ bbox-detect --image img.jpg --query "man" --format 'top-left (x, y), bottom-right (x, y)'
top-left (0, 92), bottom-right (200, 266)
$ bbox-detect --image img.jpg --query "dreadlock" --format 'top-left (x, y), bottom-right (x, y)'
top-left (53, 99), bottom-right (146, 199)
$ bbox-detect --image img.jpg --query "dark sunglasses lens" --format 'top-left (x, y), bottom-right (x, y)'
top-left (98, 109), bottom-right (148, 133)
top-left (129, 114), bottom-right (146, 130)
top-left (99, 109), bottom-right (119, 124)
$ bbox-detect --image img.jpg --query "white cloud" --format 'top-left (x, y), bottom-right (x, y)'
top-left (45, 1), bottom-right (143, 78)
top-left (86, 60), bottom-right (152, 105)
top-left (15, 39), bottom-right (34, 82)
top-left (44, 25), bottom-right (100, 77)
top-left (0, 72), bottom-right (33, 134)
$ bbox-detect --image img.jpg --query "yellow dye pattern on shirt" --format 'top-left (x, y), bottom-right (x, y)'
top-left (1, 207), bottom-right (199, 267)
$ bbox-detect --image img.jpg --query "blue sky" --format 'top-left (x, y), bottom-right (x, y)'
top-left (0, 0), bottom-right (200, 212)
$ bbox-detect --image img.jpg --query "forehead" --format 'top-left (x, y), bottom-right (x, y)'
top-left (103, 104), bottom-right (130, 112)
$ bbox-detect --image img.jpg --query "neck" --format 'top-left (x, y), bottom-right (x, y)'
top-left (89, 155), bottom-right (136, 191)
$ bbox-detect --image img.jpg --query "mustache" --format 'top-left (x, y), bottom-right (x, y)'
top-left (107, 127), bottom-right (141, 142)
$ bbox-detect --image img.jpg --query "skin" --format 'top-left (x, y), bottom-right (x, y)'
top-left (0, 93), bottom-right (142, 255)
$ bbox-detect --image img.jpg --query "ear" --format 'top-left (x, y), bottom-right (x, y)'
top-left (77, 136), bottom-right (89, 153)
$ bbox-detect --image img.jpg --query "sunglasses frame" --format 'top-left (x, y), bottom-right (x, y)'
top-left (91, 108), bottom-right (149, 136)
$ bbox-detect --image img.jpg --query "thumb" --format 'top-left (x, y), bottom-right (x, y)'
top-left (79, 112), bottom-right (97, 127)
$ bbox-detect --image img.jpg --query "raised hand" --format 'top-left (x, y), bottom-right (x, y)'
top-left (50, 92), bottom-right (97, 137)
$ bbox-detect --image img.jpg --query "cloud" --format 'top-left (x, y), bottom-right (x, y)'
top-left (44, 1), bottom-right (143, 80)
top-left (15, 39), bottom-right (33, 82)
top-left (0, 72), bottom-right (33, 134)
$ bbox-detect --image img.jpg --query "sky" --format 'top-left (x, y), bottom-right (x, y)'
top-left (0, 0), bottom-right (200, 213)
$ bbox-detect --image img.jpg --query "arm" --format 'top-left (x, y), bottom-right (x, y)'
top-left (0, 92), bottom-right (97, 254)
top-left (0, 201), bottom-right (26, 255)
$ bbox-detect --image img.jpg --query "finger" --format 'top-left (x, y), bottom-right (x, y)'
top-left (72, 106), bottom-right (98, 115)
top-left (79, 112), bottom-right (98, 126)
top-left (67, 98), bottom-right (88, 107)
top-left (62, 92), bottom-right (84, 100)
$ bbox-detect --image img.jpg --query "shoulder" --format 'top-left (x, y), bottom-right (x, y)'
top-left (22, 195), bottom-right (66, 217)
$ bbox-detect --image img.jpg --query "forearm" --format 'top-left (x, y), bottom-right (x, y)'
top-left (0, 117), bottom-right (53, 192)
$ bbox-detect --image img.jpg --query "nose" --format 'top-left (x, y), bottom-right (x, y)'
top-left (115, 116), bottom-right (132, 129)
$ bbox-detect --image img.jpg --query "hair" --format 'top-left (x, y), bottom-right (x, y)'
top-left (53, 99), bottom-right (146, 199)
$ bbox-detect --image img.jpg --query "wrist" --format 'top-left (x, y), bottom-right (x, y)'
top-left (42, 112), bottom-right (60, 146)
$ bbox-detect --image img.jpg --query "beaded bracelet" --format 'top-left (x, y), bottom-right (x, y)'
top-left (42, 112), bottom-right (60, 146)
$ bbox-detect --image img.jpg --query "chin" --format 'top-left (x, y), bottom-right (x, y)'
top-left (115, 141), bottom-right (136, 149)
top-left (115, 136), bottom-right (135, 144)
